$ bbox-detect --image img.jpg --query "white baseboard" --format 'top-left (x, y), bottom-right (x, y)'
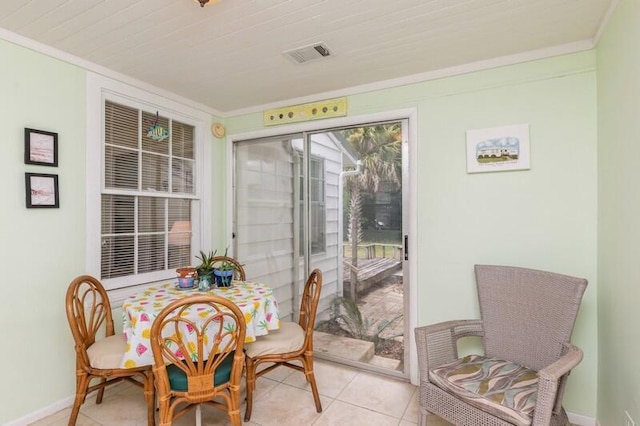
top-left (568, 411), bottom-right (598, 426)
top-left (4, 396), bottom-right (74, 426)
top-left (7, 396), bottom-right (598, 426)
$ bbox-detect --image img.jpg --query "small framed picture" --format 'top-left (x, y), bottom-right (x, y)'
top-left (466, 124), bottom-right (530, 173)
top-left (25, 128), bottom-right (58, 166)
top-left (25, 173), bottom-right (59, 208)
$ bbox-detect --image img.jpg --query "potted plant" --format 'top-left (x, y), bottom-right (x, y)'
top-left (213, 257), bottom-right (235, 287)
top-left (213, 247), bottom-right (240, 287)
top-left (196, 250), bottom-right (217, 288)
top-left (175, 266), bottom-right (197, 288)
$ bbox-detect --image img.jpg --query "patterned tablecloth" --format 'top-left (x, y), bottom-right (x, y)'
top-left (120, 281), bottom-right (280, 368)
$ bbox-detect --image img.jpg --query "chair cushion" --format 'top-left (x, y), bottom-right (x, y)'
top-left (429, 354), bottom-right (538, 426)
top-left (87, 334), bottom-right (127, 369)
top-left (244, 322), bottom-right (305, 358)
top-left (166, 352), bottom-right (235, 392)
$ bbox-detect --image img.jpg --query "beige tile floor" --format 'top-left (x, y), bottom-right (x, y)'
top-left (29, 359), bottom-right (453, 426)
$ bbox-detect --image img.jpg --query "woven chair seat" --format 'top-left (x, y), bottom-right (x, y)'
top-left (244, 322), bottom-right (305, 357)
top-left (429, 354), bottom-right (538, 426)
top-left (86, 334), bottom-right (127, 369)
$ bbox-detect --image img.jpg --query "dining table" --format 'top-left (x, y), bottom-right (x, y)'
top-left (120, 280), bottom-right (281, 369)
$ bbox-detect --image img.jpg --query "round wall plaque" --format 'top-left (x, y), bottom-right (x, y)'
top-left (211, 123), bottom-right (226, 138)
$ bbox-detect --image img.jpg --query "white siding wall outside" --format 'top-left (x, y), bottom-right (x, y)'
top-left (303, 133), bottom-right (343, 318)
top-left (235, 133), bottom-right (344, 321)
top-left (235, 141), bottom-right (296, 318)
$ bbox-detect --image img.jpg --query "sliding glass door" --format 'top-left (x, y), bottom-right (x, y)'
top-left (233, 119), bottom-right (409, 378)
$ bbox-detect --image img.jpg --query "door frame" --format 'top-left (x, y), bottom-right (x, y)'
top-left (227, 108), bottom-right (419, 385)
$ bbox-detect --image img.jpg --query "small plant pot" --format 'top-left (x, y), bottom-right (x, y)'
top-left (214, 269), bottom-right (234, 287)
top-left (177, 276), bottom-right (195, 288)
top-left (176, 267), bottom-right (197, 289)
top-left (176, 267), bottom-right (197, 278)
top-left (198, 273), bottom-right (213, 290)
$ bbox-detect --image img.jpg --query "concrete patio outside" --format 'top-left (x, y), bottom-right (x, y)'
top-left (315, 269), bottom-right (405, 371)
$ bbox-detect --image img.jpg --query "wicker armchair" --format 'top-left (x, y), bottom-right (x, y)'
top-left (415, 265), bottom-right (587, 426)
top-left (65, 275), bottom-right (154, 425)
top-left (150, 294), bottom-right (246, 426)
top-left (243, 268), bottom-right (323, 421)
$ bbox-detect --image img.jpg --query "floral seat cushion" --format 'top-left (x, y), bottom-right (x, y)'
top-left (429, 354), bottom-right (538, 426)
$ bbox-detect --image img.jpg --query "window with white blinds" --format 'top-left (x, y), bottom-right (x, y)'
top-left (101, 100), bottom-right (197, 280)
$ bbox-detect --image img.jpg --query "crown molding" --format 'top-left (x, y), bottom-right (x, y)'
top-left (593, 0), bottom-right (621, 45)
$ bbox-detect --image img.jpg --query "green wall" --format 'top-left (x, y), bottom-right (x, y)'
top-left (229, 51), bottom-right (599, 417)
top-left (597, 0), bottom-right (640, 424)
top-left (413, 59), bottom-right (598, 417)
top-left (0, 39), bottom-right (87, 423)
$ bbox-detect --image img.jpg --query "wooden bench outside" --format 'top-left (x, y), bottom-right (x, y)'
top-left (343, 257), bottom-right (402, 299)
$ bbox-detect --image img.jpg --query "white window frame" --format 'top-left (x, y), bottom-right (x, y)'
top-left (299, 153), bottom-right (326, 256)
top-left (86, 73), bottom-right (211, 298)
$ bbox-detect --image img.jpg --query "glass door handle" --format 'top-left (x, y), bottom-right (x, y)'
top-left (404, 235), bottom-right (408, 261)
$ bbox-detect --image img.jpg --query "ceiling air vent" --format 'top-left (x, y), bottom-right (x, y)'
top-left (283, 42), bottom-right (332, 64)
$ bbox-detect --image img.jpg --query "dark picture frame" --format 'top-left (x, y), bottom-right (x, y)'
top-left (24, 128), bottom-right (58, 166)
top-left (25, 173), bottom-right (59, 208)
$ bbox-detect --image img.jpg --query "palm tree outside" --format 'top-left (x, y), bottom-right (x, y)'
top-left (342, 123), bottom-right (403, 301)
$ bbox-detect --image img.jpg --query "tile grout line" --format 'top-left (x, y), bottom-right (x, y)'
top-left (399, 383), bottom-right (419, 423)
top-left (331, 367), bottom-right (362, 401)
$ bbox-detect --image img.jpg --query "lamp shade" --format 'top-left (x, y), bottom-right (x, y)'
top-left (168, 221), bottom-right (191, 246)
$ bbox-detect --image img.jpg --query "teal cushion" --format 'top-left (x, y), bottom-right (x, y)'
top-left (166, 352), bottom-right (235, 392)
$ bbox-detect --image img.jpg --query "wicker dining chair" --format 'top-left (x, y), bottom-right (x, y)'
top-left (415, 265), bottom-right (588, 426)
top-left (65, 275), bottom-right (155, 426)
top-left (150, 294), bottom-right (247, 426)
top-left (243, 268), bottom-right (323, 421)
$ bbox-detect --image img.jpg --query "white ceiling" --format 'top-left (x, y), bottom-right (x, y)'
top-left (0, 0), bottom-right (614, 114)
